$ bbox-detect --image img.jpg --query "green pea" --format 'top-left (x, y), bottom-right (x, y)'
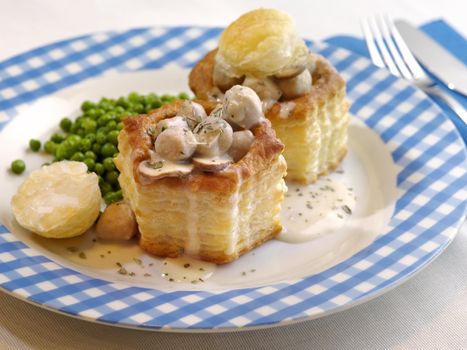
top-left (44, 140), bottom-right (58, 154)
top-left (105, 170), bottom-right (119, 185)
top-left (95, 132), bottom-right (107, 144)
top-left (85, 108), bottom-right (98, 119)
top-left (81, 101), bottom-right (95, 111)
top-left (102, 157), bottom-right (116, 171)
top-left (117, 122), bottom-right (124, 130)
top-left (84, 150), bottom-right (96, 161)
top-left (81, 118), bottom-right (97, 133)
top-left (66, 135), bottom-right (81, 144)
top-left (97, 114), bottom-right (111, 127)
top-left (83, 158), bottom-right (95, 171)
top-left (55, 143), bottom-right (73, 160)
top-left (60, 117), bottom-right (72, 132)
top-left (71, 152), bottom-right (85, 162)
top-left (79, 138), bottom-right (92, 152)
top-left (161, 94), bottom-right (175, 103)
top-left (101, 143), bottom-right (117, 158)
top-left (85, 133), bottom-right (96, 144)
top-left (29, 139), bottom-right (41, 152)
top-left (99, 182), bottom-right (113, 195)
top-left (128, 92), bottom-right (140, 102)
top-left (178, 92), bottom-right (190, 100)
top-left (103, 190), bottom-right (123, 205)
top-left (11, 159), bottom-right (26, 174)
top-left (92, 143), bottom-right (101, 154)
top-left (94, 163), bottom-right (104, 175)
top-left (106, 130), bottom-right (120, 145)
top-left (134, 103), bottom-right (145, 113)
top-left (97, 175), bottom-right (105, 185)
top-left (106, 120), bottom-right (117, 131)
top-left (51, 133), bottom-right (65, 144)
top-left (69, 122), bottom-right (79, 134)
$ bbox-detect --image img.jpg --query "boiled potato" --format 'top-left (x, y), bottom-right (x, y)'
top-left (11, 161), bottom-right (101, 238)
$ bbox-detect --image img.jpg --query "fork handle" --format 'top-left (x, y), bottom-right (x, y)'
top-left (424, 86), bottom-right (467, 124)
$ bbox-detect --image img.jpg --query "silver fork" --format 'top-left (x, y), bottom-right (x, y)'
top-left (361, 15), bottom-right (467, 124)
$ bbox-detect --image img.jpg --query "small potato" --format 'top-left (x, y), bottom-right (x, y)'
top-left (96, 202), bottom-right (137, 240)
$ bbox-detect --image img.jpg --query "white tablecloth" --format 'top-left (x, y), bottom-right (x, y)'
top-left (1, 1), bottom-right (466, 349)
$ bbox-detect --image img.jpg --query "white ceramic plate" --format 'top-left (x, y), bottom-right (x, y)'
top-left (0, 27), bottom-right (465, 330)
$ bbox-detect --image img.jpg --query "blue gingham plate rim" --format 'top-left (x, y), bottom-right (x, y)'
top-left (0, 26), bottom-right (466, 331)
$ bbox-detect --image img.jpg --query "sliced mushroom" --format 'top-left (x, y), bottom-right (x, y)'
top-left (273, 64), bottom-right (306, 79)
top-left (228, 130), bottom-right (255, 162)
top-left (242, 76), bottom-right (282, 106)
top-left (193, 116), bottom-right (233, 157)
top-left (222, 85), bottom-right (265, 130)
top-left (192, 155), bottom-right (233, 172)
top-left (213, 61), bottom-right (244, 92)
top-left (277, 69), bottom-right (312, 100)
top-left (154, 126), bottom-right (197, 161)
top-left (154, 116), bottom-right (189, 138)
top-left (177, 101), bottom-right (207, 129)
top-left (138, 159), bottom-right (193, 180)
top-left (96, 201), bottom-right (137, 240)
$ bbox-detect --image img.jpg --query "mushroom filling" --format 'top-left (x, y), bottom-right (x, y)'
top-left (212, 53), bottom-right (317, 111)
top-left (140, 88), bottom-right (265, 179)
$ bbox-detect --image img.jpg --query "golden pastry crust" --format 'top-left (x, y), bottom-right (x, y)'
top-left (189, 50), bottom-right (350, 183)
top-left (115, 102), bottom-right (287, 264)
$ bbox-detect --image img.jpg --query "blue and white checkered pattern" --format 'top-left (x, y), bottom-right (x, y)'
top-left (0, 27), bottom-right (466, 330)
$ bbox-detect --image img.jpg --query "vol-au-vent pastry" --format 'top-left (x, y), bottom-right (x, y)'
top-left (189, 8), bottom-right (350, 184)
top-left (114, 86), bottom-right (287, 264)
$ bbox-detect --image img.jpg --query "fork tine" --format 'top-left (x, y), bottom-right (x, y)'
top-left (385, 15), bottom-right (427, 79)
top-left (377, 15), bottom-right (413, 80)
top-left (367, 16), bottom-right (401, 76)
top-left (361, 18), bottom-right (385, 68)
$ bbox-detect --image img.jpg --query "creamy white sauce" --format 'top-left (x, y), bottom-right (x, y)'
top-left (278, 101), bottom-right (296, 119)
top-left (278, 177), bottom-right (356, 243)
top-left (161, 256), bottom-right (216, 283)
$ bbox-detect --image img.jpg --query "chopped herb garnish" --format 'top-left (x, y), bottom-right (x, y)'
top-left (144, 273), bottom-right (151, 277)
top-left (66, 246), bottom-right (78, 253)
top-left (116, 262), bottom-right (123, 268)
top-left (129, 272), bottom-right (136, 277)
top-left (78, 252), bottom-right (86, 259)
top-left (183, 263), bottom-right (190, 268)
top-left (342, 205), bottom-right (352, 215)
top-left (242, 271), bottom-right (246, 276)
top-left (148, 161), bottom-right (163, 170)
top-left (133, 258), bottom-right (143, 266)
top-left (100, 254), bottom-right (105, 258)
top-left (169, 278), bottom-right (174, 282)
top-left (199, 267), bottom-right (205, 271)
top-left (117, 267), bottom-right (128, 275)
top-left (250, 269), bottom-right (256, 273)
